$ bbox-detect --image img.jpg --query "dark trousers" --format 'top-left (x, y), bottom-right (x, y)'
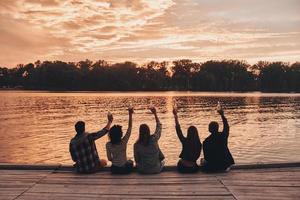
top-left (177, 160), bottom-right (199, 173)
top-left (111, 160), bottom-right (134, 174)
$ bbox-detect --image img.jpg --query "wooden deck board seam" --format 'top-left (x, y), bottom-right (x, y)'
top-left (217, 177), bottom-right (238, 200)
top-left (13, 170), bottom-right (55, 200)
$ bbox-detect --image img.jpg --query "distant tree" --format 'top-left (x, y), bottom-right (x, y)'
top-left (0, 67), bottom-right (9, 87)
top-left (287, 62), bottom-right (300, 92)
top-left (33, 61), bottom-right (80, 90)
top-left (0, 59), bottom-right (299, 92)
top-left (87, 60), bottom-right (110, 90)
top-left (259, 62), bottom-right (289, 92)
top-left (172, 59), bottom-right (200, 90)
top-left (138, 61), bottom-right (170, 90)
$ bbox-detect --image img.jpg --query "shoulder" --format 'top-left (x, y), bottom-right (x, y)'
top-left (70, 137), bottom-right (75, 143)
top-left (70, 135), bottom-right (80, 144)
top-left (203, 136), bottom-right (211, 143)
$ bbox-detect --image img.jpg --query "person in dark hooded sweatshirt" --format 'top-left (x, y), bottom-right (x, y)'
top-left (173, 108), bottom-right (201, 173)
top-left (202, 108), bottom-right (234, 172)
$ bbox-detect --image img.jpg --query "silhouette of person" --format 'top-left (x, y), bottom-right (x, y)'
top-left (202, 108), bottom-right (234, 172)
top-left (69, 113), bottom-right (113, 173)
top-left (173, 108), bottom-right (201, 173)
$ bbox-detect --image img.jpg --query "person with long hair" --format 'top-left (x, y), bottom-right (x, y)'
top-left (134, 107), bottom-right (165, 174)
top-left (106, 107), bottom-right (134, 174)
top-left (173, 108), bottom-right (201, 173)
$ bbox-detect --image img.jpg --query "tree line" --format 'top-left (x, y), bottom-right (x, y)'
top-left (0, 59), bottom-right (299, 92)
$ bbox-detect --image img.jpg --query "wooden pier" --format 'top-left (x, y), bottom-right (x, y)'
top-left (0, 163), bottom-right (299, 200)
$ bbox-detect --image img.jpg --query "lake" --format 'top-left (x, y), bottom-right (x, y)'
top-left (0, 91), bottom-right (299, 165)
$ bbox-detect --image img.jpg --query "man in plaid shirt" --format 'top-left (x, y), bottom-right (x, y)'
top-left (70, 113), bottom-right (113, 173)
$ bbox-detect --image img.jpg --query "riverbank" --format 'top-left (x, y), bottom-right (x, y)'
top-left (0, 162), bottom-right (299, 199)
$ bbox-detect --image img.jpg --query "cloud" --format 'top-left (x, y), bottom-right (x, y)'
top-left (0, 0), bottom-right (299, 67)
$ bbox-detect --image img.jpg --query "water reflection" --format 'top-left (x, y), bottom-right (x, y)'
top-left (0, 91), bottom-right (299, 165)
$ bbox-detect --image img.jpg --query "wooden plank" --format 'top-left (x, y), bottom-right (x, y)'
top-left (48, 174), bottom-right (216, 180)
top-left (27, 183), bottom-right (230, 196)
top-left (221, 180), bottom-right (300, 187)
top-left (0, 164), bottom-right (60, 171)
top-left (0, 188), bottom-right (27, 196)
top-left (39, 179), bottom-right (220, 186)
top-left (0, 170), bottom-right (52, 175)
top-left (18, 193), bottom-right (235, 200)
top-left (232, 167), bottom-right (300, 173)
top-left (0, 167), bottom-right (299, 200)
top-left (226, 186), bottom-right (300, 200)
top-left (0, 195), bottom-right (18, 200)
top-left (217, 171), bottom-right (300, 181)
top-left (40, 175), bottom-right (218, 182)
top-left (0, 182), bottom-right (33, 188)
top-left (49, 172), bottom-right (216, 180)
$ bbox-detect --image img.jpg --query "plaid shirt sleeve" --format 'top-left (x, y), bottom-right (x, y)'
top-left (90, 128), bottom-right (109, 140)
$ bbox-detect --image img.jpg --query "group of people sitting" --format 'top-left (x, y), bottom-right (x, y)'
top-left (69, 106), bottom-right (234, 174)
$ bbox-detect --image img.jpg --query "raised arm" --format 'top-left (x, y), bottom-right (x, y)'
top-left (90, 113), bottom-right (113, 140)
top-left (150, 107), bottom-right (162, 141)
top-left (218, 109), bottom-right (229, 137)
top-left (173, 108), bottom-right (184, 142)
top-left (122, 107), bottom-right (133, 143)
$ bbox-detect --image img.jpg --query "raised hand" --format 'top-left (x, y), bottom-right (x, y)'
top-left (149, 106), bottom-right (157, 114)
top-left (217, 109), bottom-right (224, 116)
top-left (217, 101), bottom-right (224, 116)
top-left (107, 111), bottom-right (113, 122)
top-left (128, 106), bottom-right (134, 115)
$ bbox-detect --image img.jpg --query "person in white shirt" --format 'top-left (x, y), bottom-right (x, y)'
top-left (106, 107), bottom-right (134, 174)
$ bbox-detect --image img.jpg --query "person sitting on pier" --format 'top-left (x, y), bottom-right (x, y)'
top-left (202, 108), bottom-right (235, 172)
top-left (173, 108), bottom-right (201, 173)
top-left (106, 107), bottom-right (134, 174)
top-left (69, 113), bottom-right (113, 173)
top-left (134, 107), bottom-right (165, 174)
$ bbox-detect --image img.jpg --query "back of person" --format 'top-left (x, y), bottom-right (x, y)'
top-left (106, 141), bottom-right (127, 166)
top-left (70, 117), bottom-right (112, 174)
top-left (180, 138), bottom-right (201, 162)
top-left (134, 137), bottom-right (162, 174)
top-left (134, 107), bottom-right (164, 174)
top-left (203, 134), bottom-right (233, 170)
top-left (202, 109), bottom-right (234, 172)
top-left (70, 134), bottom-right (100, 173)
top-left (106, 108), bottom-right (134, 174)
top-left (173, 108), bottom-right (201, 173)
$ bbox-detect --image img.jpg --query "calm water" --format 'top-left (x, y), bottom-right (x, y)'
top-left (0, 91), bottom-right (299, 165)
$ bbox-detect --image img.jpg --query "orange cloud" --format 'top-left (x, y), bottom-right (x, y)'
top-left (0, 0), bottom-right (299, 67)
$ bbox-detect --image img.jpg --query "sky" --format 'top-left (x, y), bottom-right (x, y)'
top-left (0, 0), bottom-right (300, 67)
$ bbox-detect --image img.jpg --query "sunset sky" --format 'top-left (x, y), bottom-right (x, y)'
top-left (0, 0), bottom-right (300, 67)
